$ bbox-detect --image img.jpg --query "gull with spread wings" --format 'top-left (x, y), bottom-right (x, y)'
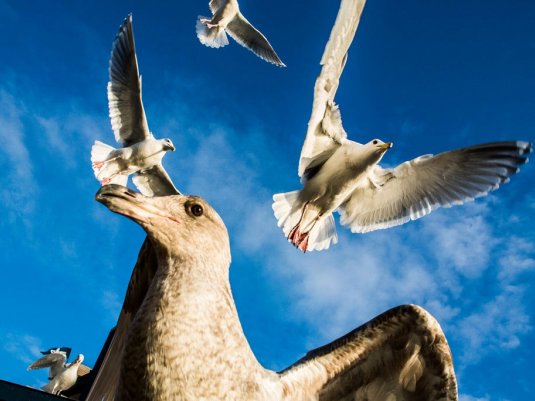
top-left (272, 0), bottom-right (531, 252)
top-left (91, 15), bottom-right (179, 197)
top-left (196, 0), bottom-right (285, 67)
top-left (28, 348), bottom-right (90, 395)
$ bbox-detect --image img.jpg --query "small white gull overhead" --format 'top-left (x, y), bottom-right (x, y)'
top-left (272, 0), bottom-right (532, 252)
top-left (92, 184), bottom-right (458, 401)
top-left (196, 0), bottom-right (285, 67)
top-left (91, 15), bottom-right (179, 197)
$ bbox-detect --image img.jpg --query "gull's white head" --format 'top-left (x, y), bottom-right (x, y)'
top-left (161, 138), bottom-right (176, 152)
top-left (362, 138), bottom-right (393, 164)
top-left (96, 185), bottom-right (230, 265)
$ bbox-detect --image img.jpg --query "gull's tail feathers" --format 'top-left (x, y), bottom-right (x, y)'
top-left (91, 141), bottom-right (115, 177)
top-left (307, 214), bottom-right (338, 252)
top-left (196, 17), bottom-right (229, 48)
top-left (273, 190), bottom-right (301, 236)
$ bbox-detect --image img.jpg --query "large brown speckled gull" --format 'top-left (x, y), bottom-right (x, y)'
top-left (93, 184), bottom-right (457, 401)
top-left (196, 0), bottom-right (285, 67)
top-left (272, 0), bottom-right (532, 252)
top-left (91, 15), bottom-right (179, 197)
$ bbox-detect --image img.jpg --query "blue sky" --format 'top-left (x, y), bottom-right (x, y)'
top-left (0, 1), bottom-right (534, 400)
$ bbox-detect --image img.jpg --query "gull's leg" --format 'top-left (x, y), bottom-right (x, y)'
top-left (295, 213), bottom-right (323, 253)
top-left (92, 156), bottom-right (120, 171)
top-left (199, 17), bottom-right (211, 24)
top-left (288, 202), bottom-right (309, 244)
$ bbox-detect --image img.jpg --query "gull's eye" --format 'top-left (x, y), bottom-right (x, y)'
top-left (190, 203), bottom-right (204, 217)
top-left (373, 140), bottom-right (378, 145)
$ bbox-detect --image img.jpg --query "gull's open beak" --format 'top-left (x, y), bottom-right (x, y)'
top-left (379, 142), bottom-right (393, 151)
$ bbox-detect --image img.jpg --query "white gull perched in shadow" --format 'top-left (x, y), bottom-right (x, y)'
top-left (91, 15), bottom-right (179, 197)
top-left (94, 184), bottom-right (458, 401)
top-left (28, 350), bottom-right (90, 395)
top-left (272, 0), bottom-right (532, 252)
top-left (196, 0), bottom-right (285, 67)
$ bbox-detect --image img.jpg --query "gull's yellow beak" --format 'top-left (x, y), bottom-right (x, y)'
top-left (379, 142), bottom-right (393, 151)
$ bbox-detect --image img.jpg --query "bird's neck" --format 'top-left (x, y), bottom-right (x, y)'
top-left (123, 246), bottom-right (277, 400)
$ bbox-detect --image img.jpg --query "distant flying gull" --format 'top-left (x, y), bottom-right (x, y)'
top-left (272, 0), bottom-right (532, 252)
top-left (196, 0), bottom-right (286, 67)
top-left (91, 15), bottom-right (179, 197)
top-left (28, 351), bottom-right (90, 395)
top-left (94, 183), bottom-right (457, 400)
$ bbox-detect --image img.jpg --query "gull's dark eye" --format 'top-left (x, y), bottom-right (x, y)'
top-left (373, 140), bottom-right (378, 145)
top-left (190, 203), bottom-right (203, 217)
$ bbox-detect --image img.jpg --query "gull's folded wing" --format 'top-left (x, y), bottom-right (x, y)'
top-left (339, 141), bottom-right (532, 233)
top-left (298, 0), bottom-right (366, 178)
top-left (86, 239), bottom-right (159, 401)
top-left (280, 305), bottom-right (458, 401)
top-left (108, 15), bottom-right (151, 147)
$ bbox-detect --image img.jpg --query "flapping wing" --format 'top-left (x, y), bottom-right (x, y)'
top-left (78, 364), bottom-right (92, 377)
top-left (86, 238), bottom-right (158, 401)
top-left (132, 164), bottom-right (180, 197)
top-left (226, 12), bottom-right (285, 67)
top-left (209, 0), bottom-right (225, 14)
top-left (108, 15), bottom-right (151, 147)
top-left (280, 305), bottom-right (458, 401)
top-left (298, 0), bottom-right (366, 177)
top-left (28, 353), bottom-right (66, 370)
top-left (339, 141), bottom-right (532, 233)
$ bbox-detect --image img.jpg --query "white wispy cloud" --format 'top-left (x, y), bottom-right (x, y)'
top-left (3, 333), bottom-right (42, 364)
top-left (0, 88), bottom-right (37, 221)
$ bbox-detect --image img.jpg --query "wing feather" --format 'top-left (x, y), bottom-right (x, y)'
top-left (226, 12), bottom-right (285, 67)
top-left (298, 0), bottom-right (367, 177)
top-left (132, 164), bottom-right (180, 197)
top-left (86, 239), bottom-right (159, 401)
top-left (108, 15), bottom-right (151, 147)
top-left (280, 304), bottom-right (457, 401)
top-left (27, 353), bottom-right (66, 370)
top-left (339, 141), bottom-right (532, 233)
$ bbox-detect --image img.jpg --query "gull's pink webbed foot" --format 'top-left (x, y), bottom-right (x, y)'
top-left (199, 18), bottom-right (211, 24)
top-left (92, 161), bottom-right (105, 170)
top-left (101, 177), bottom-right (111, 186)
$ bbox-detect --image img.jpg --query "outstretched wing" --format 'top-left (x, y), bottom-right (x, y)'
top-left (280, 305), bottom-right (458, 401)
top-left (132, 165), bottom-right (181, 197)
top-left (209, 0), bottom-right (225, 14)
top-left (28, 352), bottom-right (66, 371)
top-left (108, 15), bottom-right (152, 147)
top-left (226, 12), bottom-right (285, 67)
top-left (298, 0), bottom-right (366, 178)
top-left (86, 239), bottom-right (159, 401)
top-left (339, 141), bottom-right (532, 233)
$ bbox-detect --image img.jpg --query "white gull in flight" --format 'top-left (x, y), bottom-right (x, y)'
top-left (272, 0), bottom-right (532, 252)
top-left (91, 15), bottom-right (179, 197)
top-left (196, 0), bottom-right (285, 67)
